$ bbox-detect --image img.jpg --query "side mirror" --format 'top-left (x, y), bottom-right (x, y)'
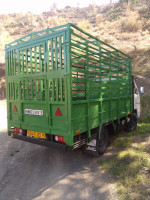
top-left (140, 87), bottom-right (144, 95)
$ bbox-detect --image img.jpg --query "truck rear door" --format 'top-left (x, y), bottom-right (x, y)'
top-left (6, 30), bottom-right (69, 135)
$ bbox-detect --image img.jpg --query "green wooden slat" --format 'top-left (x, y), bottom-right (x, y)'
top-left (55, 37), bottom-right (58, 70)
top-left (72, 93), bottom-right (86, 97)
top-left (7, 52), bottom-right (9, 76)
top-left (40, 80), bottom-right (43, 101)
top-left (51, 38), bottom-right (54, 70)
top-left (8, 83), bottom-right (10, 100)
top-left (39, 45), bottom-right (42, 73)
top-left (10, 51), bottom-right (12, 75)
top-left (70, 23), bottom-right (130, 58)
top-left (25, 49), bottom-right (28, 74)
top-left (35, 79), bottom-right (38, 100)
top-left (72, 86), bottom-right (85, 89)
top-left (14, 83), bottom-right (15, 100)
top-left (47, 40), bottom-right (50, 71)
top-left (87, 49), bottom-right (100, 57)
top-left (71, 59), bottom-right (86, 66)
top-left (5, 24), bottom-right (68, 49)
top-left (71, 42), bottom-right (86, 51)
top-left (71, 32), bottom-right (86, 42)
top-left (72, 78), bottom-right (86, 83)
top-left (30, 48), bottom-right (33, 73)
top-left (26, 80), bottom-right (28, 100)
top-left (14, 50), bottom-right (16, 75)
top-left (22, 50), bottom-right (24, 74)
top-left (9, 51), bottom-right (12, 76)
top-left (71, 51), bottom-right (86, 59)
top-left (60, 78), bottom-right (63, 101)
top-left (72, 67), bottom-right (86, 73)
top-left (23, 80), bottom-right (25, 100)
top-left (88, 55), bottom-right (99, 63)
top-left (10, 83), bottom-right (11, 100)
top-left (56, 79), bottom-right (58, 101)
top-left (59, 36), bottom-right (62, 69)
top-left (87, 44), bottom-right (100, 53)
top-left (71, 37), bottom-right (86, 45)
top-left (71, 45), bottom-right (86, 54)
top-left (31, 79), bottom-right (33, 100)
top-left (63, 33), bottom-right (67, 72)
top-left (13, 50), bottom-right (15, 76)
top-left (11, 82), bottom-right (13, 100)
top-left (13, 82), bottom-right (14, 100)
top-left (34, 46), bottom-right (37, 72)
top-left (52, 79), bottom-right (55, 101)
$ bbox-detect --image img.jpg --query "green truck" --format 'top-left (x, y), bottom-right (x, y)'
top-left (5, 23), bottom-right (140, 156)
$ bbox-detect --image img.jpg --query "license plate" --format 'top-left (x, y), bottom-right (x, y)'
top-left (27, 130), bottom-right (46, 139)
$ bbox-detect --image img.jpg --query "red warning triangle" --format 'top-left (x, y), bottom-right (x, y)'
top-left (55, 107), bottom-right (62, 116)
top-left (13, 105), bottom-right (18, 112)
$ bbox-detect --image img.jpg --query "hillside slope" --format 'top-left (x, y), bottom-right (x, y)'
top-left (0, 1), bottom-right (150, 78)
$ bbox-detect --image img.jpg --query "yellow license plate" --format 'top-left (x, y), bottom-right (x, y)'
top-left (27, 130), bottom-right (46, 139)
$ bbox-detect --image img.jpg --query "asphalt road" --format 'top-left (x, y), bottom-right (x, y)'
top-left (0, 100), bottom-right (117, 200)
top-left (0, 130), bottom-right (119, 200)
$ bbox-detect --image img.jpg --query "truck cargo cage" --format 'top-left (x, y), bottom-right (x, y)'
top-left (5, 23), bottom-right (132, 150)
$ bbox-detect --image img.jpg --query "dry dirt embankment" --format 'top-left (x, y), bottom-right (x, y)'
top-left (1, 1), bottom-right (150, 76)
top-left (1, 1), bottom-right (150, 96)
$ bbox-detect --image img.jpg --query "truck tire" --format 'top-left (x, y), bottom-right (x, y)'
top-left (125, 113), bottom-right (137, 132)
top-left (97, 126), bottom-right (109, 155)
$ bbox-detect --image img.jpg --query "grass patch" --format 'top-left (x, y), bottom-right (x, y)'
top-left (139, 95), bottom-right (150, 123)
top-left (99, 123), bottom-right (150, 200)
top-left (115, 137), bottom-right (132, 148)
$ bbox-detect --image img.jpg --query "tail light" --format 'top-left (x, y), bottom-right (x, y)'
top-left (14, 128), bottom-right (22, 134)
top-left (54, 136), bottom-right (65, 143)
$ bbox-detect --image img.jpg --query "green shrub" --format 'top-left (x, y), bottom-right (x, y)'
top-left (142, 19), bottom-right (150, 31)
top-left (77, 20), bottom-right (91, 31)
top-left (95, 14), bottom-right (104, 25)
top-left (106, 6), bottom-right (122, 21)
top-left (120, 18), bottom-right (141, 32)
top-left (138, 4), bottom-right (150, 19)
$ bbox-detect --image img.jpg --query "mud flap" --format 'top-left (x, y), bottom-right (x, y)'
top-left (84, 139), bottom-right (99, 156)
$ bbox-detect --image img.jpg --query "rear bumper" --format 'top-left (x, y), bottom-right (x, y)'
top-left (8, 132), bottom-right (73, 151)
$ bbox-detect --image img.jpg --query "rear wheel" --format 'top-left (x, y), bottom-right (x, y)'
top-left (125, 113), bottom-right (137, 132)
top-left (97, 126), bottom-right (109, 155)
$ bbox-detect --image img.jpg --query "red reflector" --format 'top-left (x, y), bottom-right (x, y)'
top-left (14, 128), bottom-right (22, 134)
top-left (13, 105), bottom-right (18, 112)
top-left (55, 108), bottom-right (62, 116)
top-left (54, 136), bottom-right (65, 143)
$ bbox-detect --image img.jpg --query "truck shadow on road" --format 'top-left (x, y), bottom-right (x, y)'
top-left (0, 141), bottom-right (116, 200)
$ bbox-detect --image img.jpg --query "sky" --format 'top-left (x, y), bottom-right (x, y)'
top-left (0, 0), bottom-right (118, 14)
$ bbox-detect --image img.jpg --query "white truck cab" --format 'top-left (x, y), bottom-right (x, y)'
top-left (133, 80), bottom-right (141, 118)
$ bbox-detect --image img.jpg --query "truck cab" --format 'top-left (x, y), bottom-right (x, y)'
top-left (133, 77), bottom-right (140, 118)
